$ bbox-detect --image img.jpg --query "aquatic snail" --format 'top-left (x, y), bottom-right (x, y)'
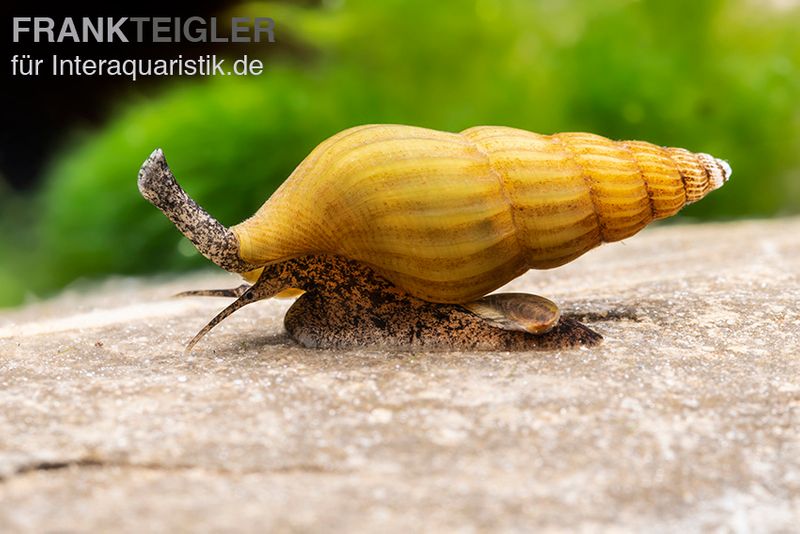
top-left (138, 124), bottom-right (731, 351)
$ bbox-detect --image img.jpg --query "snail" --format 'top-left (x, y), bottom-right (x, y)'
top-left (138, 124), bottom-right (731, 351)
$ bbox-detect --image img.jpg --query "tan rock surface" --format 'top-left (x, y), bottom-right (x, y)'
top-left (1, 219), bottom-right (798, 532)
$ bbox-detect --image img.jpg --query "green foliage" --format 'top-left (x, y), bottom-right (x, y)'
top-left (2, 0), bottom-right (799, 306)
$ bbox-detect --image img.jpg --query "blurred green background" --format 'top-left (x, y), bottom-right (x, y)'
top-left (1, 0), bottom-right (799, 307)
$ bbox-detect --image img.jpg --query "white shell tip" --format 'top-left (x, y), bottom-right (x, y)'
top-left (717, 158), bottom-right (732, 182)
top-left (699, 153), bottom-right (730, 190)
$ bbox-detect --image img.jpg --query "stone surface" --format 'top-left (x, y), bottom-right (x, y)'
top-left (0, 218), bottom-right (798, 532)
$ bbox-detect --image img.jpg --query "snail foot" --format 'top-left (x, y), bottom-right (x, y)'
top-left (178, 255), bottom-right (602, 352)
top-left (283, 287), bottom-right (602, 351)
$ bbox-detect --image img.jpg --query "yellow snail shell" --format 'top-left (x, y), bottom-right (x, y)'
top-left (231, 125), bottom-right (730, 303)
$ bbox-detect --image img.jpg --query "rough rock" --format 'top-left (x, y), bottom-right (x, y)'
top-left (1, 218), bottom-right (798, 532)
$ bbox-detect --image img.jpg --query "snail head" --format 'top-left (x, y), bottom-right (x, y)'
top-left (138, 149), bottom-right (258, 273)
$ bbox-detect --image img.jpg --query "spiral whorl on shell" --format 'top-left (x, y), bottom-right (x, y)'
top-left (231, 125), bottom-right (730, 303)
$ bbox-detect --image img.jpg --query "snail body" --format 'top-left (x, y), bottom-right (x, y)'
top-left (138, 124), bottom-right (730, 350)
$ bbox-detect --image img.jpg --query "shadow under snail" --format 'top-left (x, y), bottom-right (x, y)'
top-left (138, 124), bottom-right (731, 351)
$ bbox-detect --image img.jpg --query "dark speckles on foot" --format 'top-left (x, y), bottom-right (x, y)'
top-left (281, 255), bottom-right (603, 351)
top-left (184, 254), bottom-right (603, 351)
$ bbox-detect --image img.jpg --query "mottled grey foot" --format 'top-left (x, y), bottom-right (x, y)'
top-left (284, 288), bottom-right (601, 351)
top-left (181, 254), bottom-right (602, 352)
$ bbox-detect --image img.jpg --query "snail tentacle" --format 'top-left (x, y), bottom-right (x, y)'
top-left (185, 289), bottom-right (256, 353)
top-left (174, 284), bottom-right (251, 298)
top-left (184, 263), bottom-right (292, 352)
